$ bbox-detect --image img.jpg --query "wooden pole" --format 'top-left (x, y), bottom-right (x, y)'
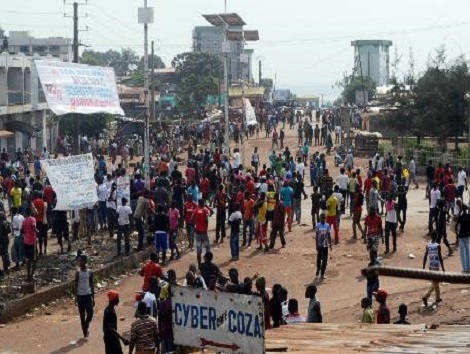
top-left (362, 266), bottom-right (470, 284)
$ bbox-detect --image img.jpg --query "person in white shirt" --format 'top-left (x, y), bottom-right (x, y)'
top-left (284, 299), bottom-right (306, 325)
top-left (11, 206), bottom-right (25, 268)
top-left (142, 276), bottom-right (159, 317)
top-left (408, 156), bottom-right (419, 189)
top-left (429, 184), bottom-right (441, 233)
top-left (116, 197), bottom-right (132, 256)
top-left (334, 126), bottom-right (341, 144)
top-left (384, 195), bottom-right (398, 254)
top-left (231, 148), bottom-right (241, 170)
top-left (457, 167), bottom-right (468, 200)
top-left (333, 185), bottom-right (345, 227)
top-left (336, 168), bottom-right (349, 206)
top-left (296, 157), bottom-right (305, 178)
top-left (96, 179), bottom-right (108, 231)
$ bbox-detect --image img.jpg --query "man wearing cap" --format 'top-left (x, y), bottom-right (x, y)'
top-left (129, 301), bottom-right (159, 354)
top-left (103, 290), bottom-right (129, 353)
top-left (75, 255), bottom-right (95, 338)
top-left (374, 289), bottom-right (390, 324)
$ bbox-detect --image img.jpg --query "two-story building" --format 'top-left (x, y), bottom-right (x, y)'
top-left (0, 52), bottom-right (52, 154)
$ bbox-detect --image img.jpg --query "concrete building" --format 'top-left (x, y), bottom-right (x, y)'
top-left (351, 40), bottom-right (392, 86)
top-left (192, 26), bottom-right (253, 83)
top-left (0, 52), bottom-right (57, 154)
top-left (6, 31), bottom-right (73, 62)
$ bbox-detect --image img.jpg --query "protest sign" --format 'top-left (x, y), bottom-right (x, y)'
top-left (35, 60), bottom-right (124, 116)
top-left (172, 285), bottom-right (265, 353)
top-left (116, 176), bottom-right (130, 207)
top-left (42, 153), bottom-right (98, 210)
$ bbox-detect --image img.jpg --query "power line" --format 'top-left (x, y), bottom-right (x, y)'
top-left (256, 21), bottom-right (470, 46)
top-left (1, 10), bottom-right (63, 15)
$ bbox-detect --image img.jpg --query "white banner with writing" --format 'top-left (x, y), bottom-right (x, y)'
top-left (116, 176), bottom-right (130, 207)
top-left (35, 60), bottom-right (124, 116)
top-left (172, 285), bottom-right (265, 353)
top-left (42, 153), bottom-right (98, 210)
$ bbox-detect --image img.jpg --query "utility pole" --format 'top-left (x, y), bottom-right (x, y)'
top-left (139, 0), bottom-right (152, 188)
top-left (223, 47), bottom-right (230, 155)
top-left (258, 60), bottom-right (262, 85)
top-left (73, 2), bottom-right (80, 155)
top-left (150, 41), bottom-right (156, 123)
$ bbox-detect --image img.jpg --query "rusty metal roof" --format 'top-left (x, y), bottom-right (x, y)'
top-left (265, 324), bottom-right (470, 353)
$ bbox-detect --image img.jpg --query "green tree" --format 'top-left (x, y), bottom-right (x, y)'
top-left (58, 113), bottom-right (113, 137)
top-left (81, 50), bottom-right (105, 66)
top-left (337, 74), bottom-right (376, 105)
top-left (80, 48), bottom-right (139, 76)
top-left (0, 26), bottom-right (5, 39)
top-left (138, 54), bottom-right (165, 70)
top-left (415, 48), bottom-right (470, 149)
top-left (171, 52), bottom-right (223, 109)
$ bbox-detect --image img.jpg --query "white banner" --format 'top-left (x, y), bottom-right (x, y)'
top-left (116, 176), bottom-right (130, 207)
top-left (35, 60), bottom-right (124, 116)
top-left (244, 98), bottom-right (258, 126)
top-left (172, 286), bottom-right (265, 353)
top-left (42, 154), bottom-right (98, 210)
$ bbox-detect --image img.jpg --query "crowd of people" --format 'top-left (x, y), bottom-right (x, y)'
top-left (2, 106), bottom-right (470, 353)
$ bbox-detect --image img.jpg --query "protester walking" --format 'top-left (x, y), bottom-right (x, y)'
top-left (103, 290), bottom-right (129, 354)
top-left (422, 231), bottom-right (445, 307)
top-left (315, 214), bottom-right (332, 279)
top-left (74, 255), bottom-right (95, 338)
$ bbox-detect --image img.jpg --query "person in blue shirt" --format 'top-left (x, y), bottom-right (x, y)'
top-left (34, 156), bottom-right (42, 177)
top-left (187, 181), bottom-right (199, 203)
top-left (280, 181), bottom-right (294, 232)
top-left (302, 141), bottom-right (309, 164)
top-left (315, 214), bottom-right (332, 279)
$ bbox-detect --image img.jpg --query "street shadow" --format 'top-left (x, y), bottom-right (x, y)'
top-left (49, 338), bottom-right (87, 354)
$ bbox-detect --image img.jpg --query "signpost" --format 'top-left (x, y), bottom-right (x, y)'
top-left (42, 153), bottom-right (98, 210)
top-left (172, 286), bottom-right (265, 353)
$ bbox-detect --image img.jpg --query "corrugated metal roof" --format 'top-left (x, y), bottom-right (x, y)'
top-left (265, 324), bottom-right (470, 353)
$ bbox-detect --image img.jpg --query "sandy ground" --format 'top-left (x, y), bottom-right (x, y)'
top-left (1, 124), bottom-right (469, 354)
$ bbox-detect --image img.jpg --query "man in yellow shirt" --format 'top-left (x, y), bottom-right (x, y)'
top-left (325, 192), bottom-right (339, 244)
top-left (10, 182), bottom-right (23, 210)
top-left (255, 192), bottom-right (269, 252)
top-left (266, 185), bottom-right (276, 223)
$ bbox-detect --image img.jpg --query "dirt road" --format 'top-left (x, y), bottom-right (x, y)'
top-left (1, 124), bottom-right (469, 354)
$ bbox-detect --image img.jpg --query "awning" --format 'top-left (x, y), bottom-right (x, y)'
top-left (4, 121), bottom-right (41, 135)
top-left (0, 130), bottom-right (14, 138)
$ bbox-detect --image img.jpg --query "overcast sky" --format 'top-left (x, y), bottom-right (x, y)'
top-left (2, 0), bottom-right (470, 101)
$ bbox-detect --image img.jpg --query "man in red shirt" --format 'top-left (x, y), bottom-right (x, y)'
top-left (185, 164), bottom-right (195, 186)
top-left (139, 252), bottom-right (163, 292)
top-left (32, 192), bottom-right (47, 255)
top-left (43, 179), bottom-right (54, 226)
top-left (22, 207), bottom-right (38, 282)
top-left (242, 192), bottom-right (255, 247)
top-left (245, 175), bottom-right (255, 196)
top-left (213, 148), bottom-right (221, 167)
top-left (363, 172), bottom-right (374, 212)
top-left (200, 175), bottom-right (210, 200)
top-left (364, 207), bottom-right (383, 253)
top-left (444, 178), bottom-right (457, 219)
top-left (192, 199), bottom-right (212, 268)
top-left (374, 289), bottom-right (390, 324)
top-left (183, 195), bottom-right (197, 250)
